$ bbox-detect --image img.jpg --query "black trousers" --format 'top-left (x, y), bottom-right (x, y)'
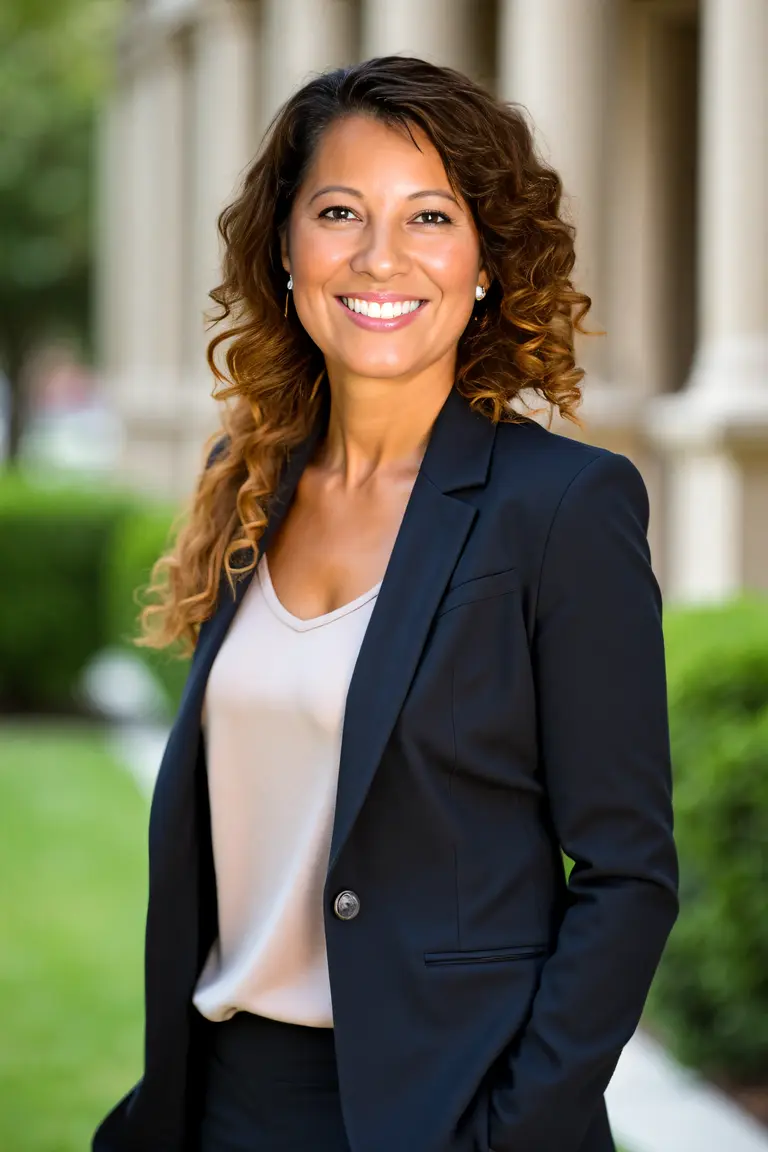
top-left (195, 1011), bottom-right (352, 1152)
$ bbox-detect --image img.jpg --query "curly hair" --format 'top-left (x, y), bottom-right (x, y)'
top-left (138, 55), bottom-right (592, 656)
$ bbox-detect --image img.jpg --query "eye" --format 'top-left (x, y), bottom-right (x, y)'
top-left (318, 205), bottom-right (358, 222)
top-left (413, 209), bottom-right (453, 226)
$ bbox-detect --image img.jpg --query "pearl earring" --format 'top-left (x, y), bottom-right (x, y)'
top-left (287, 275), bottom-right (293, 290)
top-left (284, 274), bottom-right (293, 318)
top-left (475, 284), bottom-right (486, 301)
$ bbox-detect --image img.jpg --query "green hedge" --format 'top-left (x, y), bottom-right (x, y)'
top-left (646, 598), bottom-right (768, 1086)
top-left (0, 473), bottom-right (137, 712)
top-left (0, 472), bottom-right (188, 715)
top-left (105, 504), bottom-right (189, 710)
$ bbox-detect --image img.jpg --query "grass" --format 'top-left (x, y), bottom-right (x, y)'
top-left (0, 722), bottom-right (148, 1152)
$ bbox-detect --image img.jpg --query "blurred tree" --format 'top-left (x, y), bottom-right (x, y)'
top-left (0, 0), bottom-right (119, 461)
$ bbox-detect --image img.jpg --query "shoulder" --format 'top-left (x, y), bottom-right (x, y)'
top-left (492, 417), bottom-right (648, 525)
top-left (485, 419), bottom-right (652, 625)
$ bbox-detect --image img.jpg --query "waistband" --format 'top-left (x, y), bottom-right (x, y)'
top-left (203, 1010), bottom-right (339, 1080)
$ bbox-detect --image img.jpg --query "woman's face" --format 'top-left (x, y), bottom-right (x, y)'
top-left (281, 115), bottom-right (488, 382)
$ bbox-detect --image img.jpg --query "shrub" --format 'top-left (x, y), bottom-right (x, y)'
top-left (0, 472), bottom-right (135, 712)
top-left (105, 504), bottom-right (190, 713)
top-left (646, 598), bottom-right (768, 1085)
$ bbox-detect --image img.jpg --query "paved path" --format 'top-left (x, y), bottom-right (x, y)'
top-left (607, 1029), bottom-right (768, 1152)
top-left (107, 723), bottom-right (169, 796)
top-left (114, 724), bottom-right (768, 1152)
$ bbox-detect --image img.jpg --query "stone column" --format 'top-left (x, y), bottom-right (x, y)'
top-left (94, 90), bottom-right (127, 394)
top-left (263, 0), bottom-right (356, 116)
top-left (498, 0), bottom-right (614, 385)
top-left (651, 0), bottom-right (768, 601)
top-left (498, 1), bottom-right (684, 575)
top-left (105, 26), bottom-right (189, 497)
top-left (694, 0), bottom-right (767, 398)
top-left (178, 0), bottom-right (262, 488)
top-left (362, 0), bottom-right (477, 75)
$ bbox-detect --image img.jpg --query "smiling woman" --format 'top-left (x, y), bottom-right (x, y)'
top-left (93, 56), bottom-right (678, 1152)
top-left (136, 60), bottom-right (591, 643)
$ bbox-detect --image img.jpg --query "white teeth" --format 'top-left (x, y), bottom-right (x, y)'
top-left (341, 297), bottom-right (422, 318)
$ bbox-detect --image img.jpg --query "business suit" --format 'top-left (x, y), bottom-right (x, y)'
top-left (94, 384), bottom-right (678, 1152)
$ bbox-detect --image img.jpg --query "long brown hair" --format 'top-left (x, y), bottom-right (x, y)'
top-left (138, 55), bottom-right (591, 656)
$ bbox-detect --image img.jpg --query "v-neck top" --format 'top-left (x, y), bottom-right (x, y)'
top-left (193, 555), bottom-right (381, 1027)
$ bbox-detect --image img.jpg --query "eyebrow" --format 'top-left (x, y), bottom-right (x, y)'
top-left (307, 184), bottom-right (460, 206)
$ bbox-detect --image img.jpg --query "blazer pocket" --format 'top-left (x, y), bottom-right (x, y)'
top-left (436, 567), bottom-right (520, 617)
top-left (424, 943), bottom-right (548, 966)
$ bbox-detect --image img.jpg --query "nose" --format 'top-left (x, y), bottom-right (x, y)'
top-left (349, 216), bottom-right (410, 282)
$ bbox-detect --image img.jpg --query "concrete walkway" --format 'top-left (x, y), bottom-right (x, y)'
top-left (113, 723), bottom-right (768, 1152)
top-left (107, 723), bottom-right (168, 797)
top-left (607, 1029), bottom-right (768, 1152)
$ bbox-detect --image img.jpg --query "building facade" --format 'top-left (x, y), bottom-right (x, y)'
top-left (99, 0), bottom-right (768, 601)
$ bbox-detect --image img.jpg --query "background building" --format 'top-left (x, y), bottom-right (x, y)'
top-left (99, 0), bottom-right (768, 601)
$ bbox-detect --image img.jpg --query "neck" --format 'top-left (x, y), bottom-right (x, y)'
top-left (319, 355), bottom-right (457, 487)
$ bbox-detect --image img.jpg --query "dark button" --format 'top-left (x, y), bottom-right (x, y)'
top-left (333, 890), bottom-right (361, 920)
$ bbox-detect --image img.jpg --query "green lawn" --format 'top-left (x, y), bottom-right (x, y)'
top-left (0, 723), bottom-right (148, 1152)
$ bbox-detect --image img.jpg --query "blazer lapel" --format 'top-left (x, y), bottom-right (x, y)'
top-left (327, 387), bottom-right (497, 873)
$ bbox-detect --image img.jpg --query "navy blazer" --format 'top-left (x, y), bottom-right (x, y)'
top-left (94, 385), bottom-right (678, 1152)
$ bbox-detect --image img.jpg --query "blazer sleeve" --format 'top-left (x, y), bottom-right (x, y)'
top-left (488, 451), bottom-right (679, 1152)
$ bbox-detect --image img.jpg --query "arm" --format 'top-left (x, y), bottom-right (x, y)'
top-left (489, 451), bottom-right (679, 1152)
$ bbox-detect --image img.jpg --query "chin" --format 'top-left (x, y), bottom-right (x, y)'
top-left (334, 352), bottom-right (425, 381)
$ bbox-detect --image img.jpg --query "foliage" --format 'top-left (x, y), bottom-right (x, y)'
top-left (646, 598), bottom-right (768, 1085)
top-left (106, 503), bottom-right (190, 711)
top-left (0, 0), bottom-right (119, 449)
top-left (0, 472), bottom-right (135, 711)
top-left (0, 470), bottom-right (188, 714)
top-left (0, 722), bottom-right (146, 1150)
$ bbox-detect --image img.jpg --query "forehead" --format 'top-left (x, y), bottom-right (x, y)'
top-left (299, 115), bottom-right (453, 197)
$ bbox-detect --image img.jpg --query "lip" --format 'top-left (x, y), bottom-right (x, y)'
top-left (335, 294), bottom-right (428, 332)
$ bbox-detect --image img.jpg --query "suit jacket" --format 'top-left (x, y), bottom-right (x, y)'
top-left (93, 385), bottom-right (678, 1152)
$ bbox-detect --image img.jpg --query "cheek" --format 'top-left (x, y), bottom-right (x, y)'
top-left (290, 222), bottom-right (349, 285)
top-left (421, 236), bottom-right (481, 300)
top-left (424, 248), bottom-right (480, 336)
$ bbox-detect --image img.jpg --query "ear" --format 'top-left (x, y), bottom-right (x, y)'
top-left (478, 267), bottom-right (490, 292)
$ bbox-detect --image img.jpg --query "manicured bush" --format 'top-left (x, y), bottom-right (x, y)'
top-left (646, 597), bottom-right (768, 1086)
top-left (0, 472), bottom-right (136, 712)
top-left (105, 504), bottom-right (189, 712)
top-left (0, 470), bottom-right (193, 716)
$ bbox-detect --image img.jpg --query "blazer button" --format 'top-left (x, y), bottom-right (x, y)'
top-left (333, 890), bottom-right (361, 920)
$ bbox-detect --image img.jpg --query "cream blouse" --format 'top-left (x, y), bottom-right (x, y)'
top-left (193, 555), bottom-right (380, 1027)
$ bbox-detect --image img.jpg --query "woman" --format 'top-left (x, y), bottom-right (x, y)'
top-left (94, 56), bottom-right (678, 1152)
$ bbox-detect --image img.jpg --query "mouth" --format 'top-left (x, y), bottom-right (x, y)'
top-left (336, 295), bottom-right (428, 331)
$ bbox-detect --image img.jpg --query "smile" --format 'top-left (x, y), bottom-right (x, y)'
top-left (341, 297), bottom-right (423, 318)
top-left (336, 295), bottom-right (427, 331)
